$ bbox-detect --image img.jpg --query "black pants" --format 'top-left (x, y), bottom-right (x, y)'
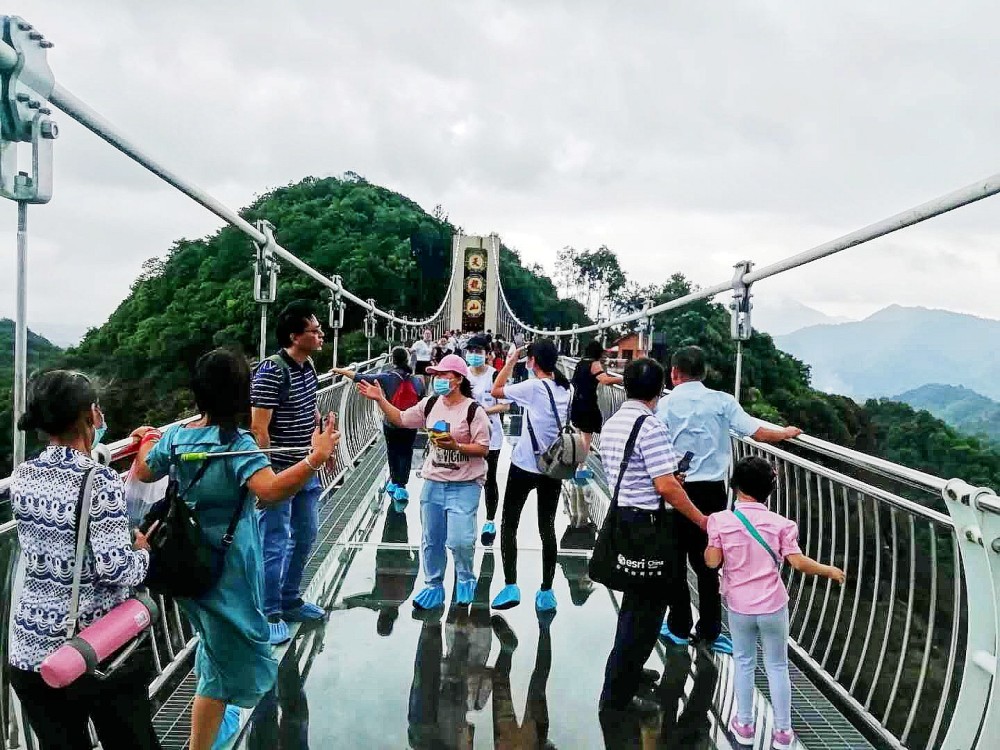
top-left (500, 464), bottom-right (561, 589)
top-left (9, 643), bottom-right (161, 750)
top-left (384, 424), bottom-right (418, 487)
top-left (665, 480), bottom-right (727, 642)
top-left (484, 449), bottom-right (501, 520)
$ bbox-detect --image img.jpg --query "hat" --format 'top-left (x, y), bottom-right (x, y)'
top-left (426, 354), bottom-right (470, 379)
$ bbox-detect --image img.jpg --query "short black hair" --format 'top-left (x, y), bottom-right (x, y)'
top-left (623, 358), bottom-right (664, 401)
top-left (584, 339), bottom-right (604, 361)
top-left (192, 348), bottom-right (250, 440)
top-left (18, 370), bottom-right (97, 437)
top-left (465, 336), bottom-right (489, 351)
top-left (391, 346), bottom-right (412, 372)
top-left (671, 346), bottom-right (706, 380)
top-left (731, 456), bottom-right (777, 503)
top-left (276, 299), bottom-right (316, 348)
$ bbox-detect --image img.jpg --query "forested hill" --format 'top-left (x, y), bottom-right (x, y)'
top-left (3, 174), bottom-right (587, 471)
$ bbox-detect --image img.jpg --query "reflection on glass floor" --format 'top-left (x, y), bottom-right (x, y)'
top-left (236, 437), bottom-right (814, 749)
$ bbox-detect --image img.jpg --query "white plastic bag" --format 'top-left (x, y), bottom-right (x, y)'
top-left (123, 466), bottom-right (168, 528)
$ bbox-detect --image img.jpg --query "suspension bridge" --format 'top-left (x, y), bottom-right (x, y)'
top-left (2, 13), bottom-right (1000, 749)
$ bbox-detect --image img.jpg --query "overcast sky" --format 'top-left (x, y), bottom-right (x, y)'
top-left (3, 1), bottom-right (1000, 337)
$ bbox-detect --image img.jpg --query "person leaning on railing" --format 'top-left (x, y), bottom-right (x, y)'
top-left (130, 348), bottom-right (339, 750)
top-left (9, 370), bottom-right (160, 750)
top-left (656, 345), bottom-right (802, 655)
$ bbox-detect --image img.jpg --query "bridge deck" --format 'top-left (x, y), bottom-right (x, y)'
top-left (155, 427), bottom-right (875, 749)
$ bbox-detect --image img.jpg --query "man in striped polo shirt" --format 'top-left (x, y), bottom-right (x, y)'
top-left (251, 300), bottom-right (325, 645)
top-left (599, 358), bottom-right (707, 715)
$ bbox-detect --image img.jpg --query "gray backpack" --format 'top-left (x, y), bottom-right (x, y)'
top-left (525, 380), bottom-right (588, 479)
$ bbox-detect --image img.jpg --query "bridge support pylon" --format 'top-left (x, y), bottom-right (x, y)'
top-left (448, 233), bottom-right (500, 334)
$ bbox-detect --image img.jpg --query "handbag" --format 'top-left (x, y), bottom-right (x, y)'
top-left (525, 380), bottom-right (588, 480)
top-left (40, 468), bottom-right (158, 687)
top-left (589, 415), bottom-right (677, 592)
top-left (140, 440), bottom-right (248, 599)
top-left (732, 507), bottom-right (781, 568)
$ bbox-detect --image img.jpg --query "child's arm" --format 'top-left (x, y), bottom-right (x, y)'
top-left (787, 553), bottom-right (846, 583)
top-left (705, 546), bottom-right (723, 569)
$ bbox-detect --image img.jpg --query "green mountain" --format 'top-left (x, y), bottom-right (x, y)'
top-left (894, 384), bottom-right (1000, 446)
top-left (0, 321), bottom-right (62, 472)
top-left (0, 175), bottom-right (588, 477)
top-left (775, 305), bottom-right (1000, 401)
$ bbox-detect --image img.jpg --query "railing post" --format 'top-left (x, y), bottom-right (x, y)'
top-left (570, 324), bottom-right (580, 357)
top-left (939, 480), bottom-right (1000, 749)
top-left (252, 220), bottom-right (279, 362)
top-left (0, 18), bottom-right (59, 467)
top-left (730, 260), bottom-right (754, 402)
top-left (386, 310), bottom-right (396, 353)
top-left (327, 275), bottom-right (344, 370)
top-left (364, 298), bottom-right (376, 361)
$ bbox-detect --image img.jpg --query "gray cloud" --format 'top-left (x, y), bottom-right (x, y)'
top-left (2, 0), bottom-right (1000, 335)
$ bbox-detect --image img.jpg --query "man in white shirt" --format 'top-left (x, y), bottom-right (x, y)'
top-left (410, 329), bottom-right (434, 383)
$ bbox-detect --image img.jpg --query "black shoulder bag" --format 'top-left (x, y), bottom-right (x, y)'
top-left (589, 415), bottom-right (678, 593)
top-left (140, 440), bottom-right (248, 599)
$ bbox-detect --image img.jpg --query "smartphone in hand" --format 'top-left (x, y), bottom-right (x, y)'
top-left (676, 451), bottom-right (695, 474)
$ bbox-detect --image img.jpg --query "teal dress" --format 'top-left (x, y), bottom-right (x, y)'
top-left (147, 424), bottom-right (277, 707)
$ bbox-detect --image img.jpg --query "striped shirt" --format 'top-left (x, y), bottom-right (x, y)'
top-left (251, 350), bottom-right (319, 469)
top-left (600, 400), bottom-right (680, 511)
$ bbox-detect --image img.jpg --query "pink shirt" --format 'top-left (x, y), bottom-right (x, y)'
top-left (398, 396), bottom-right (491, 484)
top-left (706, 502), bottom-right (802, 615)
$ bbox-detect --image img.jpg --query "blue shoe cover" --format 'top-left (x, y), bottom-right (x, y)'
top-left (710, 634), bottom-right (734, 655)
top-left (659, 623), bottom-right (690, 645)
top-left (455, 580), bottom-right (476, 605)
top-left (535, 589), bottom-right (557, 612)
top-left (384, 481), bottom-right (398, 496)
top-left (211, 704), bottom-right (241, 750)
top-left (574, 467), bottom-right (592, 486)
top-left (268, 619), bottom-right (290, 646)
top-left (394, 485), bottom-right (409, 502)
top-left (413, 586), bottom-right (445, 610)
top-left (491, 584), bottom-right (521, 610)
top-left (481, 521), bottom-right (497, 546)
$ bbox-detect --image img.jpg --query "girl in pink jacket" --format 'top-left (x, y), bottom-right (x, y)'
top-left (705, 456), bottom-right (845, 750)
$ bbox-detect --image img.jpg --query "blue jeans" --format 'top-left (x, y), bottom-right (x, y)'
top-left (419, 480), bottom-right (481, 588)
top-left (258, 477), bottom-right (322, 617)
top-left (729, 605), bottom-right (792, 730)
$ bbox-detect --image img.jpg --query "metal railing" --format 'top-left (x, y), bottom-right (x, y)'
top-left (560, 358), bottom-right (999, 750)
top-left (0, 354), bottom-right (390, 748)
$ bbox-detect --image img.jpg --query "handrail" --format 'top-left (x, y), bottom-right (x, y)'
top-left (506, 171), bottom-right (1000, 337)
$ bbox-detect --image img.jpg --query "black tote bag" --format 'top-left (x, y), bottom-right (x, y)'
top-left (589, 415), bottom-right (678, 593)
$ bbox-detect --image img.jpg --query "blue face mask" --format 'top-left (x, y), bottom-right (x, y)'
top-left (94, 422), bottom-right (107, 445)
top-left (466, 353), bottom-right (486, 368)
top-left (432, 377), bottom-right (452, 396)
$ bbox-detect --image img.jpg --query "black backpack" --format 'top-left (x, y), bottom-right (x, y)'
top-left (253, 353), bottom-right (318, 408)
top-left (422, 396), bottom-right (483, 428)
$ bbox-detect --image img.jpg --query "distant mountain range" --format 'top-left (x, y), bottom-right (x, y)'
top-left (751, 298), bottom-right (852, 336)
top-left (775, 305), bottom-right (1000, 402)
top-left (0, 319), bottom-right (62, 372)
top-left (894, 384), bottom-right (1000, 445)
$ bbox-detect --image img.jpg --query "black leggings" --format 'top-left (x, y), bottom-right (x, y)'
top-left (9, 642), bottom-right (161, 750)
top-left (500, 464), bottom-right (561, 589)
top-left (484, 449), bottom-right (501, 520)
top-left (384, 424), bottom-right (417, 487)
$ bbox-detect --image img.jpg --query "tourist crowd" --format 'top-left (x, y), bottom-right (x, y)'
top-left (8, 299), bottom-right (841, 750)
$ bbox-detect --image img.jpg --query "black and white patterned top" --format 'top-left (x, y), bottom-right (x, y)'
top-left (9, 446), bottom-right (150, 671)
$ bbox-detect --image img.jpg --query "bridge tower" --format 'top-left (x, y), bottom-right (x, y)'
top-left (448, 232), bottom-right (500, 334)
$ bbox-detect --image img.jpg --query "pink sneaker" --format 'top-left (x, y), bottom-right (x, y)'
top-left (729, 715), bottom-right (755, 746)
top-left (772, 727), bottom-right (796, 749)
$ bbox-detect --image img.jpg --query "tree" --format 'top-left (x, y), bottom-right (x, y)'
top-left (572, 246), bottom-right (627, 322)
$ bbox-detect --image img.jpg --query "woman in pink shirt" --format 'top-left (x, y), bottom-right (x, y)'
top-left (705, 456), bottom-right (845, 750)
top-left (359, 354), bottom-right (491, 610)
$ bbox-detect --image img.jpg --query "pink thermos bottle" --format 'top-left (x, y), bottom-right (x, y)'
top-left (40, 593), bottom-right (159, 688)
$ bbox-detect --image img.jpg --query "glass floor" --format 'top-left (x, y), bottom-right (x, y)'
top-left (232, 436), bottom-right (850, 749)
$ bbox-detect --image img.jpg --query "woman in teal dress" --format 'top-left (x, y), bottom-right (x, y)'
top-left (132, 349), bottom-right (339, 750)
